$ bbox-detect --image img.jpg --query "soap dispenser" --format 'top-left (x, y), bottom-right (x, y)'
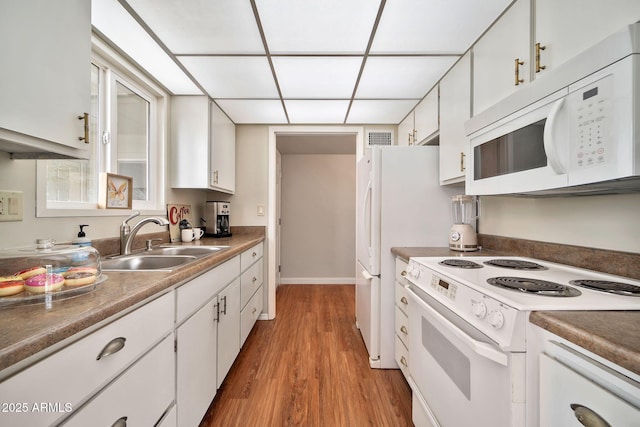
top-left (72, 225), bottom-right (92, 247)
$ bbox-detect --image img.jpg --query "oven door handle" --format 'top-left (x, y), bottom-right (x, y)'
top-left (407, 287), bottom-right (508, 367)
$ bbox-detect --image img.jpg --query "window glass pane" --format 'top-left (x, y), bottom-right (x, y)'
top-left (116, 82), bottom-right (149, 201)
top-left (45, 64), bottom-right (99, 204)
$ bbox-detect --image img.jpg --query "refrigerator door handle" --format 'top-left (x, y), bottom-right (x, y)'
top-left (362, 177), bottom-right (373, 259)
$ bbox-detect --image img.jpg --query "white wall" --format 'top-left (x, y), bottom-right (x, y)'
top-left (480, 194), bottom-right (640, 253)
top-left (279, 154), bottom-right (356, 283)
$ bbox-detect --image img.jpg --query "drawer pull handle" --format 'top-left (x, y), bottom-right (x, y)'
top-left (252, 276), bottom-right (257, 283)
top-left (400, 325), bottom-right (408, 335)
top-left (96, 337), bottom-right (126, 360)
top-left (252, 251), bottom-right (257, 257)
top-left (400, 356), bottom-right (408, 367)
top-left (252, 307), bottom-right (257, 314)
top-left (111, 416), bottom-right (127, 427)
top-left (570, 404), bottom-right (611, 427)
top-left (221, 296), bottom-right (227, 315)
top-left (400, 270), bottom-right (407, 277)
top-left (400, 297), bottom-right (408, 305)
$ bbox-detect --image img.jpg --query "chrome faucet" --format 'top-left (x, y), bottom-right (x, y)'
top-left (120, 211), bottom-right (170, 255)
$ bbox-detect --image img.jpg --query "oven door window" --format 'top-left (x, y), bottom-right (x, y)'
top-left (473, 119), bottom-right (547, 180)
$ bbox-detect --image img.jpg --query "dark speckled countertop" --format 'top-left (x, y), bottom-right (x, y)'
top-left (0, 228), bottom-right (265, 377)
top-left (392, 246), bottom-right (640, 377)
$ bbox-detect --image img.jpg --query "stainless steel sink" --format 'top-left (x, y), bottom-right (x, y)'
top-left (150, 245), bottom-right (229, 256)
top-left (101, 255), bottom-right (197, 271)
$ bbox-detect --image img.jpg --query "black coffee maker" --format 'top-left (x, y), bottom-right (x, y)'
top-left (205, 201), bottom-right (232, 237)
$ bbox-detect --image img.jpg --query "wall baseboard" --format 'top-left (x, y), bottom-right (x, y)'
top-left (279, 277), bottom-right (355, 285)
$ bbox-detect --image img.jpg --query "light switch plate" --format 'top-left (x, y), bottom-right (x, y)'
top-left (0, 191), bottom-right (23, 221)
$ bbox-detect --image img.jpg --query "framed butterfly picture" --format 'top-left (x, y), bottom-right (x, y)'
top-left (99, 173), bottom-right (133, 209)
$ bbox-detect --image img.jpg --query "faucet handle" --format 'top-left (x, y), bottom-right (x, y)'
top-left (122, 211), bottom-right (140, 227)
top-left (145, 238), bottom-right (162, 251)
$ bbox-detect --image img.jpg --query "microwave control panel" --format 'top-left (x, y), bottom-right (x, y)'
top-left (571, 75), bottom-right (612, 169)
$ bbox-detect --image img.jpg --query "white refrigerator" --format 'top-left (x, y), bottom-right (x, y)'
top-left (355, 145), bottom-right (459, 368)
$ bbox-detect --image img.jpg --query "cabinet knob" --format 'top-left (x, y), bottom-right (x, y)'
top-left (96, 337), bottom-right (126, 360)
top-left (400, 325), bottom-right (408, 335)
top-left (535, 42), bottom-right (546, 73)
top-left (252, 251), bottom-right (257, 257)
top-left (78, 112), bottom-right (89, 144)
top-left (514, 58), bottom-right (525, 86)
top-left (400, 296), bottom-right (408, 305)
top-left (400, 356), bottom-right (408, 367)
top-left (111, 416), bottom-right (128, 427)
top-left (570, 404), bottom-right (611, 427)
top-left (252, 276), bottom-right (257, 283)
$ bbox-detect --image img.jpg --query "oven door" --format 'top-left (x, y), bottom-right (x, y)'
top-left (407, 285), bottom-right (519, 427)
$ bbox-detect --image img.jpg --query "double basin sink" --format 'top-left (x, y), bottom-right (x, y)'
top-left (101, 245), bottom-right (229, 272)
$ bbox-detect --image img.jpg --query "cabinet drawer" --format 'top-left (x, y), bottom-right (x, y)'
top-left (241, 284), bottom-right (263, 346)
top-left (240, 243), bottom-right (263, 271)
top-left (395, 306), bottom-right (409, 348)
top-left (0, 292), bottom-right (174, 427)
top-left (395, 335), bottom-right (410, 380)
top-left (395, 258), bottom-right (409, 286)
top-left (240, 258), bottom-right (263, 309)
top-left (395, 281), bottom-right (409, 315)
top-left (63, 335), bottom-right (175, 426)
top-left (176, 255), bottom-right (240, 322)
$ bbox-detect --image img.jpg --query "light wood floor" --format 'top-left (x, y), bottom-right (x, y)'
top-left (200, 284), bottom-right (413, 427)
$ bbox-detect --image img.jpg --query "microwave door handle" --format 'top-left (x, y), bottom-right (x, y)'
top-left (543, 97), bottom-right (567, 174)
top-left (407, 287), bottom-right (508, 367)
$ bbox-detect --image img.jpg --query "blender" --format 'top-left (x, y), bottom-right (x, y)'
top-left (449, 195), bottom-right (478, 252)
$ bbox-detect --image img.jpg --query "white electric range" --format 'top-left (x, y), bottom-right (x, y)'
top-left (404, 256), bottom-right (640, 427)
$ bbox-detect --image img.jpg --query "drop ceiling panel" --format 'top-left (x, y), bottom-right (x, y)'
top-left (285, 100), bottom-right (350, 124)
top-left (215, 100), bottom-right (287, 124)
top-left (92, 0), bottom-right (201, 94)
top-left (370, 0), bottom-right (513, 53)
top-left (272, 57), bottom-right (363, 98)
top-left (347, 100), bottom-right (420, 124)
top-left (179, 56), bottom-right (278, 98)
top-left (255, 0), bottom-right (381, 53)
top-left (126, 0), bottom-right (265, 54)
top-left (356, 56), bottom-right (458, 99)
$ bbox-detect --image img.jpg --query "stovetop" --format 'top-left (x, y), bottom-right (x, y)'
top-left (407, 256), bottom-right (640, 311)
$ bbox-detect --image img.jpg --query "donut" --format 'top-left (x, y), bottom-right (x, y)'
top-left (63, 267), bottom-right (97, 287)
top-left (14, 266), bottom-right (46, 280)
top-left (24, 273), bottom-right (64, 294)
top-left (0, 276), bottom-right (25, 297)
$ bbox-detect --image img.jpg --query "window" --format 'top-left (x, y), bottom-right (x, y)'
top-left (37, 37), bottom-right (166, 217)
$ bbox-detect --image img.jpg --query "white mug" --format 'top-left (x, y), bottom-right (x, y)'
top-left (181, 228), bottom-right (195, 242)
top-left (193, 227), bottom-right (204, 240)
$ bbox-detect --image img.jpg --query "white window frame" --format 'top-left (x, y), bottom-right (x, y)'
top-left (36, 35), bottom-right (166, 217)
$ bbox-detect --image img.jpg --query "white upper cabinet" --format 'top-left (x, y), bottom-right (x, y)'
top-left (473, 0), bottom-right (530, 115)
top-left (413, 87), bottom-right (439, 145)
top-left (0, 0), bottom-right (91, 158)
top-left (439, 53), bottom-right (471, 185)
top-left (534, 0), bottom-right (640, 76)
top-left (171, 96), bottom-right (236, 193)
top-left (397, 112), bottom-right (414, 146)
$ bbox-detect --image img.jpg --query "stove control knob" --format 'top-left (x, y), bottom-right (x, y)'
top-left (407, 264), bottom-right (420, 279)
top-left (472, 302), bottom-right (487, 319)
top-left (489, 311), bottom-right (505, 329)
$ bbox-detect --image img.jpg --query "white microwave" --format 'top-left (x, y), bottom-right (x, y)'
top-left (465, 22), bottom-right (640, 196)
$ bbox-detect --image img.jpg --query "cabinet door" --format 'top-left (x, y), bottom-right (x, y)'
top-left (217, 278), bottom-right (241, 388)
top-left (473, 0), bottom-right (530, 115)
top-left (413, 88), bottom-right (439, 145)
top-left (62, 335), bottom-right (174, 427)
top-left (209, 102), bottom-right (236, 193)
top-left (535, 0), bottom-right (640, 75)
top-left (397, 112), bottom-right (414, 146)
top-left (439, 53), bottom-right (471, 185)
top-left (176, 298), bottom-right (218, 427)
top-left (170, 96), bottom-right (210, 188)
top-left (0, 0), bottom-right (91, 157)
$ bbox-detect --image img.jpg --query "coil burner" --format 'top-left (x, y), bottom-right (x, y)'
top-left (487, 277), bottom-right (581, 297)
top-left (484, 259), bottom-right (547, 270)
top-left (438, 259), bottom-right (483, 269)
top-left (569, 279), bottom-right (640, 297)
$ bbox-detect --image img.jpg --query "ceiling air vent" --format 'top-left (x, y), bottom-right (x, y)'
top-left (367, 131), bottom-right (393, 147)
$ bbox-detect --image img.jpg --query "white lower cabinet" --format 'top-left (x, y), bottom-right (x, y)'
top-left (176, 298), bottom-right (219, 427)
top-left (0, 291), bottom-right (174, 427)
top-left (216, 278), bottom-right (241, 388)
top-left (241, 284), bottom-right (264, 345)
top-left (62, 335), bottom-right (175, 426)
top-left (394, 257), bottom-right (411, 381)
